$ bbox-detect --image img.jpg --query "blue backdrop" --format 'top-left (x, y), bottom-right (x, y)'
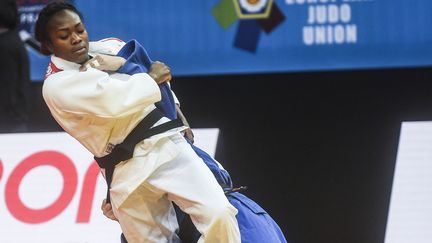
top-left (18, 0), bottom-right (432, 81)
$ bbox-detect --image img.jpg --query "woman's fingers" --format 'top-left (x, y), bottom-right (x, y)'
top-left (80, 57), bottom-right (98, 71)
top-left (80, 55), bottom-right (125, 72)
top-left (101, 199), bottom-right (118, 221)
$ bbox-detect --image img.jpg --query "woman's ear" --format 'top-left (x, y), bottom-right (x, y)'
top-left (46, 41), bottom-right (54, 54)
top-left (40, 41), bottom-right (53, 55)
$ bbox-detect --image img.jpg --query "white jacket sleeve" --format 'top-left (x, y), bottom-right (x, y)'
top-left (43, 68), bottom-right (161, 118)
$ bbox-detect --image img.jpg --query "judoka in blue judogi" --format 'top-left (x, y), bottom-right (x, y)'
top-left (114, 39), bottom-right (287, 243)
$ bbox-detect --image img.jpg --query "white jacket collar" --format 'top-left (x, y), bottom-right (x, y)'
top-left (51, 55), bottom-right (81, 71)
top-left (50, 39), bottom-right (126, 71)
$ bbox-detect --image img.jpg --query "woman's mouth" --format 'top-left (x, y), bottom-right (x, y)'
top-left (73, 47), bottom-right (86, 54)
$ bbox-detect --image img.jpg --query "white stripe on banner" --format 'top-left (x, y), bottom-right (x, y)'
top-left (385, 122), bottom-right (432, 243)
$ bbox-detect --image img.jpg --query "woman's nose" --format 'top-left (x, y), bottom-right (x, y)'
top-left (71, 32), bottom-right (82, 44)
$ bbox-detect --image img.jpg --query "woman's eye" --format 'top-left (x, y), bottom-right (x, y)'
top-left (59, 36), bottom-right (68, 40)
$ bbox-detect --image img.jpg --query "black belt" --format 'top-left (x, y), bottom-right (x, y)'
top-left (94, 108), bottom-right (184, 203)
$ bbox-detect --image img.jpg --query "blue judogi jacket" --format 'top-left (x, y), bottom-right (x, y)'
top-left (117, 40), bottom-right (176, 120)
top-left (117, 40), bottom-right (287, 243)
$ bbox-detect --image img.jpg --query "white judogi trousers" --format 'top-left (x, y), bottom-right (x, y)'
top-left (110, 133), bottom-right (240, 243)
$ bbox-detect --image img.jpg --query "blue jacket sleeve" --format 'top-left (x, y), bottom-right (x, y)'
top-left (116, 39), bottom-right (177, 119)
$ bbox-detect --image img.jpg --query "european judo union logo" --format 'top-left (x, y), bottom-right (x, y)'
top-left (212, 0), bottom-right (285, 53)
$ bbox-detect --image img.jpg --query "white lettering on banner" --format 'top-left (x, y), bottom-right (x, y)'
top-left (303, 3), bottom-right (356, 45)
top-left (285, 0), bottom-right (373, 46)
top-left (303, 24), bottom-right (357, 45)
top-left (0, 129), bottom-right (219, 243)
top-left (307, 4), bottom-right (351, 24)
top-left (20, 12), bottom-right (39, 25)
top-left (286, 0), bottom-right (338, 5)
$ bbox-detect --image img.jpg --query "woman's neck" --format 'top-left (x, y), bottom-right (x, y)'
top-left (78, 54), bottom-right (92, 64)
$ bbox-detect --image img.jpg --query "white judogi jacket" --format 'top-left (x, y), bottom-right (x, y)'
top-left (42, 38), bottom-right (186, 207)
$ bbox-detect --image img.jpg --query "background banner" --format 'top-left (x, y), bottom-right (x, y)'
top-left (0, 129), bottom-right (219, 242)
top-left (18, 0), bottom-right (432, 81)
top-left (384, 122), bottom-right (432, 243)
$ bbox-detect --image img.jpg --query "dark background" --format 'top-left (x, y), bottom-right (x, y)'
top-left (28, 66), bottom-right (432, 243)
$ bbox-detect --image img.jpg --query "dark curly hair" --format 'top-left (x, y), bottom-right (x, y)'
top-left (35, 0), bottom-right (84, 55)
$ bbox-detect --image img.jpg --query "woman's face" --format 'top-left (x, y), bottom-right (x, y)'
top-left (46, 9), bottom-right (89, 64)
